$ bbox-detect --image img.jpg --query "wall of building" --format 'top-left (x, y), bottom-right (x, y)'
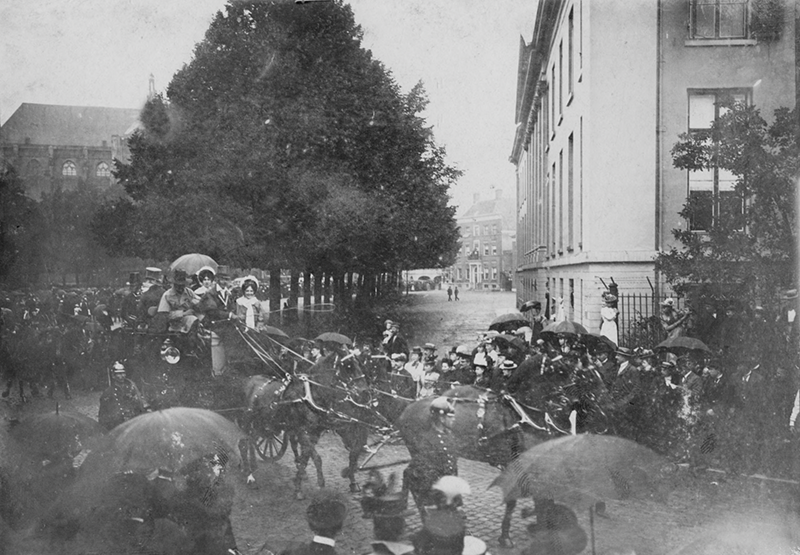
top-left (658, 0), bottom-right (797, 251)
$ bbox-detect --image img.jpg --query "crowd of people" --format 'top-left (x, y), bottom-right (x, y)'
top-left (354, 300), bottom-right (799, 479)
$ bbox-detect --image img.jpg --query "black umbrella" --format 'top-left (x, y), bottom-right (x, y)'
top-left (492, 334), bottom-right (526, 351)
top-left (541, 320), bottom-right (589, 336)
top-left (655, 336), bottom-right (711, 353)
top-left (10, 409), bottom-right (105, 461)
top-left (315, 332), bottom-right (353, 346)
top-left (583, 333), bottom-right (617, 353)
top-left (489, 312), bottom-right (528, 332)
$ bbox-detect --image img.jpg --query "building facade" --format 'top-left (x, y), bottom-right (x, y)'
top-left (0, 103), bottom-right (140, 199)
top-left (511, 0), bottom-right (796, 330)
top-left (448, 190), bottom-right (516, 291)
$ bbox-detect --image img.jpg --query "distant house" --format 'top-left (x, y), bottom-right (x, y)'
top-left (448, 189), bottom-right (516, 291)
top-left (0, 103), bottom-right (141, 199)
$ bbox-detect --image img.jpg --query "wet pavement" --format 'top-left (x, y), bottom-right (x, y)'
top-left (4, 289), bottom-right (799, 554)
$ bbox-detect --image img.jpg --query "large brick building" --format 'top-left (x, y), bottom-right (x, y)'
top-left (511, 0), bottom-right (796, 329)
top-left (448, 189), bottom-right (516, 291)
top-left (0, 103), bottom-right (140, 199)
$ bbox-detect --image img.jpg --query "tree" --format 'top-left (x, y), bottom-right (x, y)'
top-left (98, 0), bottom-right (460, 299)
top-left (0, 165), bottom-right (43, 285)
top-left (656, 98), bottom-right (798, 303)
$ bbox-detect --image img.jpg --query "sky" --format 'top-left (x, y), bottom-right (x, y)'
top-left (0, 0), bottom-right (536, 212)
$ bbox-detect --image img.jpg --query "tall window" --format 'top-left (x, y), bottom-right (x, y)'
top-left (492, 224), bottom-right (497, 234)
top-left (568, 8), bottom-right (574, 96)
top-left (690, 0), bottom-right (748, 39)
top-left (687, 89), bottom-right (748, 231)
top-left (492, 245), bottom-right (498, 256)
top-left (558, 40), bottom-right (564, 117)
top-left (484, 244), bottom-right (490, 256)
top-left (96, 161), bottom-right (111, 177)
top-left (474, 225), bottom-right (480, 236)
top-left (568, 134), bottom-right (574, 249)
top-left (62, 161), bottom-right (77, 176)
top-left (550, 65), bottom-right (556, 136)
top-left (558, 150), bottom-right (564, 252)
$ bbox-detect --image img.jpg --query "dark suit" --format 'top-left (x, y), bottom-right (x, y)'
top-left (383, 333), bottom-right (409, 357)
top-left (280, 539), bottom-right (338, 555)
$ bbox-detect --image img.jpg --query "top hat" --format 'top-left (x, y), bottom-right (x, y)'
top-left (144, 267), bottom-right (162, 282)
top-left (172, 269), bottom-right (189, 285)
top-left (216, 265), bottom-right (230, 279)
top-left (413, 510), bottom-right (465, 554)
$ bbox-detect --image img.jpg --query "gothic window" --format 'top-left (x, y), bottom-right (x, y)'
top-left (96, 161), bottom-right (111, 177)
top-left (62, 161), bottom-right (77, 176)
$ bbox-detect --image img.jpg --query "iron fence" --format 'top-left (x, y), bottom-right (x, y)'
top-left (617, 293), bottom-right (685, 349)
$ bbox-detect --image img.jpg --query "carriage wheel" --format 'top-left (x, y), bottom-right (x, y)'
top-left (254, 429), bottom-right (288, 461)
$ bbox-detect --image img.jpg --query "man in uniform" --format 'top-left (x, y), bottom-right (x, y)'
top-left (403, 397), bottom-right (458, 516)
top-left (98, 361), bottom-right (146, 430)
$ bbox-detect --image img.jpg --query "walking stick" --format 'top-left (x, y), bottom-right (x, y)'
top-left (590, 504), bottom-right (596, 555)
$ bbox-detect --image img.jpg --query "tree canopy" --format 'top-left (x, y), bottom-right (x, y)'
top-left (656, 98), bottom-right (798, 302)
top-left (96, 0), bottom-right (461, 279)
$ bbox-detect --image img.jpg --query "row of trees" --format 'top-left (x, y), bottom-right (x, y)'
top-left (92, 1), bottom-right (460, 309)
top-left (2, 1), bottom-right (461, 306)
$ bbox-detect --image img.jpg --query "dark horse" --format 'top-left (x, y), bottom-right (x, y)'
top-left (238, 349), bottom-right (382, 499)
top-left (396, 385), bottom-right (550, 548)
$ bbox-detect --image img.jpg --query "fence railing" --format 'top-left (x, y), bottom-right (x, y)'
top-left (618, 293), bottom-right (685, 349)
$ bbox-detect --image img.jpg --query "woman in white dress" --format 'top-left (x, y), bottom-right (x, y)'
top-left (599, 293), bottom-right (619, 347)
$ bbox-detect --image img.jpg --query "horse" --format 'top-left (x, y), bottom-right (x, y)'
top-left (238, 347), bottom-right (382, 499)
top-left (395, 385), bottom-right (552, 548)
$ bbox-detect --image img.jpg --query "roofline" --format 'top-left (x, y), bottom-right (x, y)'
top-left (510, 0), bottom-right (563, 164)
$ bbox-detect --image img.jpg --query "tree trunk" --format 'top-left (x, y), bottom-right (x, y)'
top-left (314, 271), bottom-right (323, 306)
top-left (269, 266), bottom-right (281, 323)
top-left (303, 269), bottom-right (312, 308)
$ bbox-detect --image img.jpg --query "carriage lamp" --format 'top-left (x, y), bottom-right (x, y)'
top-left (160, 338), bottom-right (181, 364)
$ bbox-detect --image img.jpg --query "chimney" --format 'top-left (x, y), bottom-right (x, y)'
top-left (473, 193), bottom-right (480, 204)
top-left (495, 189), bottom-right (503, 200)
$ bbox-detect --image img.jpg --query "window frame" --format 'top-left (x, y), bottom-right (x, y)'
top-left (689, 0), bottom-right (750, 40)
top-left (96, 161), bottom-right (111, 177)
top-left (62, 160), bottom-right (77, 177)
top-left (686, 88), bottom-right (750, 232)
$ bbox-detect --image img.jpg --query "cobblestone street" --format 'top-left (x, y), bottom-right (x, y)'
top-left (3, 290), bottom-right (798, 554)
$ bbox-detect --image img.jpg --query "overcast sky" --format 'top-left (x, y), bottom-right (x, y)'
top-left (0, 0), bottom-right (536, 211)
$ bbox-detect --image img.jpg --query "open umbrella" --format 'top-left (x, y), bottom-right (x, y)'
top-left (654, 336), bottom-right (711, 353)
top-left (83, 407), bottom-right (243, 475)
top-left (260, 325), bottom-right (290, 339)
top-left (582, 333), bottom-right (617, 353)
top-left (315, 332), bottom-right (353, 345)
top-left (168, 253), bottom-right (218, 276)
top-left (489, 312), bottom-right (528, 332)
top-left (541, 320), bottom-right (589, 336)
top-left (491, 434), bottom-right (671, 505)
top-left (492, 333), bottom-right (526, 351)
top-left (10, 409), bottom-right (105, 461)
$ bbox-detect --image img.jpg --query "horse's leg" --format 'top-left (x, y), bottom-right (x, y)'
top-left (499, 499), bottom-right (517, 548)
top-left (293, 430), bottom-right (315, 500)
top-left (308, 430), bottom-right (325, 489)
top-left (338, 425), bottom-right (367, 492)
